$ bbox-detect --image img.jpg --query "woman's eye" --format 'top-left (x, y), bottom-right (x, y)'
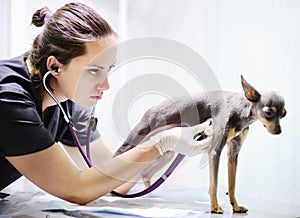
top-left (87, 69), bottom-right (100, 76)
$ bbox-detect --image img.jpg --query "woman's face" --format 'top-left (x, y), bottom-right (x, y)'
top-left (56, 35), bottom-right (117, 108)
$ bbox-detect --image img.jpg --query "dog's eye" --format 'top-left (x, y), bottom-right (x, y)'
top-left (263, 107), bottom-right (274, 118)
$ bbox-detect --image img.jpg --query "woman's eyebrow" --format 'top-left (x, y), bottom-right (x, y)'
top-left (87, 60), bottom-right (116, 69)
top-left (87, 64), bottom-right (105, 69)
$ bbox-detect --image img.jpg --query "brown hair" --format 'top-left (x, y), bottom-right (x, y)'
top-left (29, 2), bottom-right (115, 83)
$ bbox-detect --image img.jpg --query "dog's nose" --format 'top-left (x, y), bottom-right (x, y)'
top-left (274, 126), bottom-right (281, 134)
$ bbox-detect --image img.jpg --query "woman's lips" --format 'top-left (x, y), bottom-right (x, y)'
top-left (90, 95), bottom-right (102, 100)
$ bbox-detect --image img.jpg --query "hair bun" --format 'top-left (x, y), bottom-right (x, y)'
top-left (31, 7), bottom-right (52, 27)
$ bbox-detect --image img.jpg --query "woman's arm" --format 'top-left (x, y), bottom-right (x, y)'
top-left (61, 137), bottom-right (114, 170)
top-left (6, 121), bottom-right (212, 204)
top-left (62, 137), bottom-right (141, 194)
top-left (6, 141), bottom-right (159, 204)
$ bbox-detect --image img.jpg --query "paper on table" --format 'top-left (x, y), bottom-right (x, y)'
top-left (45, 205), bottom-right (199, 217)
top-left (43, 194), bottom-right (207, 217)
top-left (0, 191), bottom-right (208, 218)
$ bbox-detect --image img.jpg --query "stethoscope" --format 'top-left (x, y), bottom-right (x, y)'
top-left (43, 70), bottom-right (185, 198)
top-left (43, 70), bottom-right (95, 167)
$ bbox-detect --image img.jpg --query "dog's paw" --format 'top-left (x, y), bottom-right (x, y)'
top-left (211, 206), bottom-right (224, 214)
top-left (233, 205), bottom-right (248, 213)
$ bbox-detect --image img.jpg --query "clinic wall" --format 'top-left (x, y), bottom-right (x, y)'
top-left (1, 0), bottom-right (299, 207)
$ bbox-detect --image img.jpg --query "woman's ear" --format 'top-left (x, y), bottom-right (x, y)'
top-left (46, 56), bottom-right (63, 77)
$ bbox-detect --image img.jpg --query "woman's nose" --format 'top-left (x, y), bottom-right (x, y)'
top-left (97, 78), bottom-right (110, 90)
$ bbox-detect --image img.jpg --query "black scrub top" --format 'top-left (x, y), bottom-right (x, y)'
top-left (0, 54), bottom-right (100, 190)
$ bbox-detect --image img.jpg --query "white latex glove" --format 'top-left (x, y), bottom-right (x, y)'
top-left (150, 118), bottom-right (213, 157)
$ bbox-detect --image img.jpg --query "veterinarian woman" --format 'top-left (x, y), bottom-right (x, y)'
top-left (0, 2), bottom-right (213, 204)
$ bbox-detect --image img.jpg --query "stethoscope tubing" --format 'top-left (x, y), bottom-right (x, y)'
top-left (42, 70), bottom-right (185, 198)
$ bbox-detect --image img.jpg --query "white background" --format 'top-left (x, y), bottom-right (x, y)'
top-left (1, 0), bottom-right (299, 207)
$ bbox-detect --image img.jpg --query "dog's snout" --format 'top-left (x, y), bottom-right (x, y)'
top-left (274, 125), bottom-right (281, 134)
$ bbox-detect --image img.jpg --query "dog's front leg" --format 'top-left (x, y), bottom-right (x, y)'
top-left (227, 128), bottom-right (249, 213)
top-left (208, 149), bottom-right (223, 214)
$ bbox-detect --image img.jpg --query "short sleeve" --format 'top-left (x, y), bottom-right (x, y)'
top-left (0, 91), bottom-right (55, 157)
top-left (60, 103), bottom-right (100, 146)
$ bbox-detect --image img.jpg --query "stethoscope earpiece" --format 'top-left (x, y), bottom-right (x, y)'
top-left (52, 67), bottom-right (59, 73)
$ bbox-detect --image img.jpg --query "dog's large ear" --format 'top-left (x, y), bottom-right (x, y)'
top-left (241, 75), bottom-right (261, 103)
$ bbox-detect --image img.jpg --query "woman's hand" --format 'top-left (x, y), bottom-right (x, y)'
top-left (150, 119), bottom-right (213, 156)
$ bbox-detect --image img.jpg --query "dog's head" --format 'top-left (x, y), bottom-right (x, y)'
top-left (241, 75), bottom-right (287, 134)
